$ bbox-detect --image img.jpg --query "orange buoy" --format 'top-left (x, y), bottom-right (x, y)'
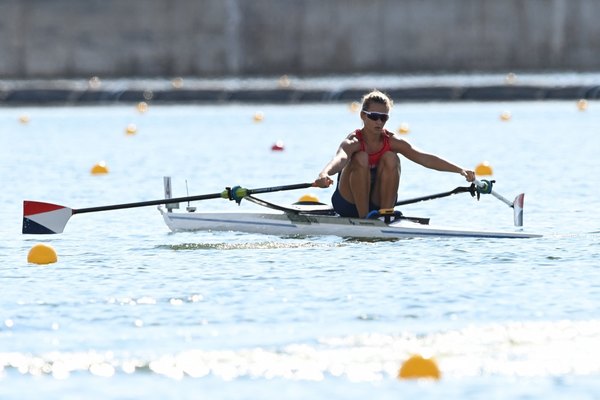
top-left (91, 161), bottom-right (109, 175)
top-left (253, 112), bottom-right (264, 122)
top-left (397, 123), bottom-right (410, 134)
top-left (398, 354), bottom-right (441, 380)
top-left (137, 101), bottom-right (149, 113)
top-left (298, 194), bottom-right (320, 203)
top-left (475, 161), bottom-right (493, 176)
top-left (27, 243), bottom-right (58, 265)
top-left (125, 123), bottom-right (137, 135)
top-left (577, 99), bottom-right (588, 111)
top-left (500, 111), bottom-right (512, 121)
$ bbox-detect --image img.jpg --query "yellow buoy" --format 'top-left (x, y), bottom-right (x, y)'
top-left (475, 161), bottom-right (493, 176)
top-left (500, 111), bottom-right (511, 121)
top-left (349, 102), bottom-right (360, 113)
top-left (298, 193), bottom-right (320, 203)
top-left (91, 161), bottom-right (109, 175)
top-left (577, 99), bottom-right (588, 111)
top-left (397, 123), bottom-right (410, 134)
top-left (253, 112), bottom-right (264, 122)
top-left (19, 114), bottom-right (30, 124)
top-left (398, 354), bottom-right (441, 380)
top-left (27, 243), bottom-right (58, 265)
top-left (137, 101), bottom-right (149, 113)
top-left (125, 123), bottom-right (137, 135)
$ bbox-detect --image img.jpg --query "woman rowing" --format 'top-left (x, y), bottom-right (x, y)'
top-left (313, 90), bottom-right (476, 218)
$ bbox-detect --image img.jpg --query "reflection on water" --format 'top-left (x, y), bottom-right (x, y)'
top-left (2, 320), bottom-right (598, 380)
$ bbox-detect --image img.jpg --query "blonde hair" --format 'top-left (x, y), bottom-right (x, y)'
top-left (361, 90), bottom-right (393, 111)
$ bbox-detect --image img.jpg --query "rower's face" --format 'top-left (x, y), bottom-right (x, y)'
top-left (361, 103), bottom-right (389, 131)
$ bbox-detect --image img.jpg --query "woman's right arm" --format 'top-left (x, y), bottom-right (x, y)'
top-left (314, 138), bottom-right (356, 188)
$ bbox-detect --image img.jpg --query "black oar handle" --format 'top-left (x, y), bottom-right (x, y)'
top-left (395, 185), bottom-right (474, 206)
top-left (247, 182), bottom-right (314, 195)
top-left (73, 192), bottom-right (224, 214)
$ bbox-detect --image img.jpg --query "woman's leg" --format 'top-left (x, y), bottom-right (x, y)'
top-left (337, 152), bottom-right (371, 218)
top-left (372, 152), bottom-right (400, 209)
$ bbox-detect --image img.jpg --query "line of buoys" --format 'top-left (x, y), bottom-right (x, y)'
top-left (398, 354), bottom-right (441, 380)
top-left (27, 243), bottom-right (58, 265)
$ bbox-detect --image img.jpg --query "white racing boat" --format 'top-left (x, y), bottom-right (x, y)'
top-left (22, 177), bottom-right (541, 239)
top-left (159, 208), bottom-right (539, 239)
top-left (158, 178), bottom-right (541, 239)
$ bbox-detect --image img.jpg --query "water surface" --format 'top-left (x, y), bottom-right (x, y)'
top-left (1, 100), bottom-right (599, 399)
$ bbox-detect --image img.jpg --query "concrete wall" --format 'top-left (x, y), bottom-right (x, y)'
top-left (1, 0), bottom-right (599, 78)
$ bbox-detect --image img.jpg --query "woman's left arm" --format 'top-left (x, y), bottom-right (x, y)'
top-left (392, 137), bottom-right (476, 181)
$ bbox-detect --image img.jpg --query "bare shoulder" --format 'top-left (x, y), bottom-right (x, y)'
top-left (344, 130), bottom-right (360, 143)
top-left (340, 131), bottom-right (361, 150)
top-left (388, 132), bottom-right (412, 153)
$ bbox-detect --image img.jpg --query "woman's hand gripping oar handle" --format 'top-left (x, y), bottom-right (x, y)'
top-left (475, 179), bottom-right (524, 227)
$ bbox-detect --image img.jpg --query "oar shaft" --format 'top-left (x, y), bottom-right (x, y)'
top-left (395, 186), bottom-right (472, 206)
top-left (73, 182), bottom-right (315, 215)
top-left (474, 180), bottom-right (513, 207)
top-left (73, 192), bottom-right (224, 214)
top-left (489, 191), bottom-right (513, 207)
top-left (248, 183), bottom-right (313, 195)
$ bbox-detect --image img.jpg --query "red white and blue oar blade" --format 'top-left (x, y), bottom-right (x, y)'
top-left (23, 201), bottom-right (73, 234)
top-left (513, 193), bottom-right (524, 227)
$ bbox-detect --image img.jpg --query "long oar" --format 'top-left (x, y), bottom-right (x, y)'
top-left (23, 182), bottom-right (314, 234)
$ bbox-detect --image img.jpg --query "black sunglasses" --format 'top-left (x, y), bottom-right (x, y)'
top-left (362, 110), bottom-right (389, 123)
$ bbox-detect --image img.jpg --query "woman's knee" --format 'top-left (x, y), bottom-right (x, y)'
top-left (349, 151), bottom-right (369, 168)
top-left (380, 151), bottom-right (400, 169)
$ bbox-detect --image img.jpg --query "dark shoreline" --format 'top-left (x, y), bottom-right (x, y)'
top-left (2, 75), bottom-right (599, 105)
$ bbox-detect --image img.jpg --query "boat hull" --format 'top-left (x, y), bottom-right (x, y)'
top-left (159, 209), bottom-right (542, 239)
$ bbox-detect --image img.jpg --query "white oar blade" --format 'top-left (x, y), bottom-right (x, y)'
top-left (22, 201), bottom-right (73, 234)
top-left (513, 193), bottom-right (524, 227)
